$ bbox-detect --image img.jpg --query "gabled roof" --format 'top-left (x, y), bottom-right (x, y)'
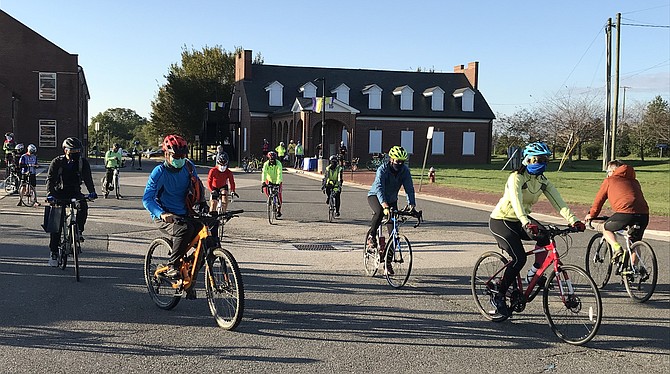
top-left (240, 64), bottom-right (494, 119)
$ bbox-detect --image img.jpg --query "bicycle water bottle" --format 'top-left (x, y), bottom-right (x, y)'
top-left (526, 263), bottom-right (540, 284)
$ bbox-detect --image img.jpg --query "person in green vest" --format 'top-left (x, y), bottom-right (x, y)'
top-left (275, 141), bottom-right (286, 163)
top-left (104, 143), bottom-right (123, 191)
top-left (294, 141), bottom-right (304, 169)
top-left (321, 155), bottom-right (344, 217)
top-left (287, 140), bottom-right (296, 168)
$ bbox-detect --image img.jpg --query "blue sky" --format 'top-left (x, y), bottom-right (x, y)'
top-left (2, 0), bottom-right (668, 121)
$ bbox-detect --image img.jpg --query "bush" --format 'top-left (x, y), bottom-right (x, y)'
top-left (584, 143), bottom-right (601, 160)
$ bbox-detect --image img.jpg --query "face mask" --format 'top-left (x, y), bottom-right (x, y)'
top-left (269, 160), bottom-right (276, 166)
top-left (526, 162), bottom-right (547, 175)
top-left (391, 162), bottom-right (403, 172)
top-left (170, 158), bottom-right (186, 169)
top-left (218, 165), bottom-right (227, 172)
top-left (68, 152), bottom-right (81, 162)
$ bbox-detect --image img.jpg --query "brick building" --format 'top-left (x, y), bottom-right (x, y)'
top-left (230, 50), bottom-right (495, 167)
top-left (0, 10), bottom-right (90, 160)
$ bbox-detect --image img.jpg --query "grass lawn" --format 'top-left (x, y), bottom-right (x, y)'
top-left (412, 156), bottom-right (670, 217)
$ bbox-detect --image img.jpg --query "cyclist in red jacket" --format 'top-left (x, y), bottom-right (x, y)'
top-left (207, 153), bottom-right (238, 213)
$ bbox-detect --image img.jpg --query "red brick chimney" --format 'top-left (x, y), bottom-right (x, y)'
top-left (453, 61), bottom-right (479, 90)
top-left (235, 50), bottom-right (252, 82)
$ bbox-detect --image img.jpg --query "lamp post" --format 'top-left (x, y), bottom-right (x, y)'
top-left (94, 122), bottom-right (100, 164)
top-left (314, 77), bottom-right (326, 172)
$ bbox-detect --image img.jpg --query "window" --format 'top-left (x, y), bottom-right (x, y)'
top-left (431, 131), bottom-right (445, 155)
top-left (401, 130), bottom-right (414, 154)
top-left (299, 82), bottom-right (317, 98)
top-left (341, 128), bottom-right (348, 147)
top-left (453, 88), bottom-right (475, 112)
top-left (362, 84), bottom-right (382, 110)
top-left (423, 87), bottom-right (445, 111)
top-left (265, 81), bottom-right (284, 106)
top-left (369, 130), bottom-right (382, 154)
top-left (39, 120), bottom-right (57, 147)
top-left (39, 72), bottom-right (56, 100)
top-left (393, 85), bottom-right (414, 110)
top-left (462, 132), bottom-right (475, 155)
top-left (333, 84), bottom-right (350, 105)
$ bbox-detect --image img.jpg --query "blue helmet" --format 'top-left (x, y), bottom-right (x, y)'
top-left (522, 142), bottom-right (551, 158)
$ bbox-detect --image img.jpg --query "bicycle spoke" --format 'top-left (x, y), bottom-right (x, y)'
top-left (471, 251), bottom-right (509, 322)
top-left (384, 235), bottom-right (413, 288)
top-left (585, 233), bottom-right (612, 289)
top-left (623, 241), bottom-right (657, 303)
top-left (144, 238), bottom-right (180, 310)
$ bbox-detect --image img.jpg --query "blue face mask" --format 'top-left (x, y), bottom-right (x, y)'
top-left (170, 158), bottom-right (186, 169)
top-left (526, 162), bottom-right (547, 175)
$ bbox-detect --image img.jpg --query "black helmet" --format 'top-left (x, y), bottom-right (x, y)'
top-left (216, 153), bottom-right (229, 166)
top-left (113, 143), bottom-right (120, 149)
top-left (62, 137), bottom-right (82, 150)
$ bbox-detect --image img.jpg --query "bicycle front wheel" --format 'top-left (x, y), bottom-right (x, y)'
top-left (114, 174), bottom-right (120, 198)
top-left (58, 225), bottom-right (69, 270)
top-left (543, 264), bottom-right (602, 345)
top-left (267, 198), bottom-right (274, 225)
top-left (4, 175), bottom-right (17, 193)
top-left (328, 196), bottom-right (335, 223)
top-left (584, 233), bottom-right (612, 289)
top-left (26, 184), bottom-right (37, 206)
top-left (384, 235), bottom-right (413, 288)
top-left (363, 238), bottom-right (379, 277)
top-left (144, 237), bottom-right (180, 310)
top-left (72, 225), bottom-right (81, 282)
top-left (471, 251), bottom-right (509, 322)
top-left (206, 248), bottom-right (244, 330)
top-left (623, 241), bottom-right (657, 303)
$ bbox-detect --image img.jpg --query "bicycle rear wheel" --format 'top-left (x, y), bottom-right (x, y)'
top-left (471, 251), bottom-right (509, 322)
top-left (623, 241), bottom-right (657, 303)
top-left (363, 238), bottom-right (379, 277)
top-left (26, 184), bottom-right (37, 206)
top-left (584, 233), bottom-right (612, 289)
top-left (543, 264), bottom-right (602, 345)
top-left (4, 175), bottom-right (17, 193)
top-left (72, 225), bottom-right (81, 282)
top-left (144, 237), bottom-right (181, 310)
top-left (384, 235), bottom-right (413, 288)
top-left (206, 248), bottom-right (244, 330)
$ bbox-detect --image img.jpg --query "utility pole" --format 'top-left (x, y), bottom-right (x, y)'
top-left (610, 12), bottom-right (622, 161)
top-left (621, 85), bottom-right (630, 123)
top-left (603, 17), bottom-right (612, 170)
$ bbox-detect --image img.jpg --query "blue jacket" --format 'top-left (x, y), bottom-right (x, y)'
top-left (143, 160), bottom-right (196, 219)
top-left (368, 162), bottom-right (416, 206)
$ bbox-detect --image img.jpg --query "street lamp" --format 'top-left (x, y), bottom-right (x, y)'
top-left (94, 122), bottom-right (100, 164)
top-left (313, 77), bottom-right (326, 160)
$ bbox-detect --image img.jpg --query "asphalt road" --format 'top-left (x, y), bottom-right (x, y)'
top-left (0, 160), bottom-right (668, 373)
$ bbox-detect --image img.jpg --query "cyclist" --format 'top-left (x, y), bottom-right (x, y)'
top-left (18, 144), bottom-right (39, 206)
top-left (322, 155), bottom-right (343, 217)
top-left (261, 150), bottom-right (283, 218)
top-left (339, 141), bottom-right (347, 165)
top-left (366, 146), bottom-right (417, 259)
top-left (584, 160), bottom-right (649, 263)
top-left (3, 132), bottom-right (16, 173)
top-left (104, 143), bottom-right (123, 192)
top-left (488, 141), bottom-right (585, 317)
top-left (46, 137), bottom-right (97, 266)
top-left (208, 153), bottom-right (238, 213)
top-left (143, 134), bottom-right (203, 280)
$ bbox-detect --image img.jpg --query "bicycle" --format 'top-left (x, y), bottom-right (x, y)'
top-left (265, 183), bottom-right (280, 224)
top-left (3, 163), bottom-right (19, 194)
top-left (144, 210), bottom-right (245, 330)
top-left (243, 155), bottom-right (261, 173)
top-left (214, 189), bottom-right (239, 240)
top-left (327, 185), bottom-right (340, 223)
top-left (471, 224), bottom-right (602, 345)
top-left (101, 167), bottom-right (122, 199)
top-left (18, 172), bottom-right (38, 207)
top-left (365, 153), bottom-right (386, 171)
top-left (364, 206), bottom-right (422, 288)
top-left (51, 195), bottom-right (95, 282)
top-left (585, 217), bottom-right (657, 303)
top-left (343, 157), bottom-right (359, 172)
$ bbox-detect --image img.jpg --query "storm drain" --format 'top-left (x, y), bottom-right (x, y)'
top-left (293, 244), bottom-right (337, 251)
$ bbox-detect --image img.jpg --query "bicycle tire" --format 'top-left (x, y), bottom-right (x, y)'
top-left (26, 184), bottom-right (37, 206)
top-left (363, 237), bottom-right (379, 277)
top-left (471, 251), bottom-right (510, 322)
top-left (101, 176), bottom-right (109, 198)
top-left (205, 248), bottom-right (244, 330)
top-left (584, 233), bottom-right (612, 289)
top-left (17, 182), bottom-right (26, 206)
top-left (623, 241), bottom-right (657, 303)
top-left (4, 175), bottom-right (18, 193)
top-left (328, 194), bottom-right (335, 223)
top-left (144, 237), bottom-right (181, 310)
top-left (384, 235), bottom-right (413, 288)
top-left (365, 160), bottom-right (376, 171)
top-left (114, 173), bottom-right (120, 199)
top-left (267, 196), bottom-right (274, 225)
top-left (543, 264), bottom-right (602, 345)
top-left (72, 224), bottom-right (81, 282)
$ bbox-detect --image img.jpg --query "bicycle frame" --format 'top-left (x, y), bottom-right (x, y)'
top-left (155, 221), bottom-right (213, 291)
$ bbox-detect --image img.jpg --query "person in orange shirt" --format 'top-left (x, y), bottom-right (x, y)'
top-left (585, 160), bottom-right (650, 262)
top-left (207, 153), bottom-right (238, 214)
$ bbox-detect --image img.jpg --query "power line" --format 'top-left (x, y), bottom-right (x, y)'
top-left (621, 22), bottom-right (670, 28)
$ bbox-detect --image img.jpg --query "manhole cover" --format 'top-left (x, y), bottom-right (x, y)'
top-left (293, 244), bottom-right (337, 251)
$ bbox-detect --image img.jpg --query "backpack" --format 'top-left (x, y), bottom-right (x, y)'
top-left (184, 161), bottom-right (207, 215)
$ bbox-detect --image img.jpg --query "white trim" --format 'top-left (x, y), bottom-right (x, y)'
top-left (357, 116), bottom-right (490, 123)
top-left (250, 112), bottom-right (271, 118)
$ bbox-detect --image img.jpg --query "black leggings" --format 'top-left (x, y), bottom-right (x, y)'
top-left (489, 217), bottom-right (549, 296)
top-left (604, 213), bottom-right (649, 242)
top-left (49, 198), bottom-right (88, 253)
top-left (367, 195), bottom-right (397, 239)
top-left (158, 220), bottom-right (201, 268)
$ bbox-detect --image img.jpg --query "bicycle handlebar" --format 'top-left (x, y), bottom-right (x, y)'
top-left (175, 210), bottom-right (245, 224)
top-left (541, 224), bottom-right (579, 238)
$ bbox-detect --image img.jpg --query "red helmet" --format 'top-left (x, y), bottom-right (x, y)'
top-left (267, 151), bottom-right (277, 160)
top-left (162, 135), bottom-right (188, 155)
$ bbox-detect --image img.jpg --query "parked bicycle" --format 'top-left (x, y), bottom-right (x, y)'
top-left (101, 166), bottom-right (122, 199)
top-left (3, 163), bottom-right (19, 194)
top-left (51, 194), bottom-right (95, 282)
top-left (364, 206), bottom-right (422, 288)
top-left (265, 182), bottom-right (281, 224)
top-left (144, 210), bottom-right (245, 330)
top-left (471, 224), bottom-right (602, 345)
top-left (327, 185), bottom-right (340, 223)
top-left (585, 217), bottom-right (657, 303)
top-left (342, 157), bottom-right (359, 172)
top-left (18, 171), bottom-right (38, 207)
top-left (242, 155), bottom-right (262, 173)
top-left (365, 153), bottom-right (386, 171)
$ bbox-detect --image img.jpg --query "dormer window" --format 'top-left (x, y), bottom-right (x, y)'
top-left (423, 86), bottom-right (445, 111)
top-left (265, 81), bottom-right (284, 106)
top-left (393, 85), bottom-right (414, 110)
top-left (299, 81), bottom-right (317, 99)
top-left (362, 84), bottom-right (382, 110)
top-left (453, 87), bottom-right (475, 112)
top-left (332, 83), bottom-right (350, 105)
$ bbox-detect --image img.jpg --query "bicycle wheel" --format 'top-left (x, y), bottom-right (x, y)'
top-left (58, 225), bottom-right (69, 270)
top-left (584, 233), bottom-right (612, 289)
top-left (26, 184), bottom-right (37, 206)
top-left (328, 195), bottom-right (335, 223)
top-left (144, 237), bottom-right (181, 310)
top-left (205, 248), bottom-right (244, 330)
top-left (114, 173), bottom-right (120, 199)
top-left (101, 176), bottom-right (109, 198)
top-left (17, 182), bottom-right (26, 206)
top-left (72, 224), bottom-right (81, 282)
top-left (543, 264), bottom-right (602, 345)
top-left (4, 175), bottom-right (17, 193)
top-left (623, 241), bottom-right (657, 303)
top-left (384, 235), bottom-right (413, 288)
top-left (365, 160), bottom-right (376, 171)
top-left (267, 197), bottom-right (274, 225)
top-left (471, 251), bottom-right (510, 322)
top-left (363, 237), bottom-right (379, 277)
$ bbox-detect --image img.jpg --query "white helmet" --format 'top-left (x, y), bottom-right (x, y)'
top-left (27, 144), bottom-right (37, 153)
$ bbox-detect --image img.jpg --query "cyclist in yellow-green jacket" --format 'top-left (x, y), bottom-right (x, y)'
top-left (104, 143), bottom-right (123, 191)
top-left (261, 151), bottom-right (283, 217)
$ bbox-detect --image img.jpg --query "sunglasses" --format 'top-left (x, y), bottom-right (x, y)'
top-left (170, 153), bottom-right (186, 159)
top-left (65, 148), bottom-right (81, 153)
top-left (528, 155), bottom-right (549, 164)
top-left (391, 159), bottom-right (405, 165)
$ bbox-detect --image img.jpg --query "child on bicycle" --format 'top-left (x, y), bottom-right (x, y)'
top-left (261, 151), bottom-right (283, 218)
top-left (322, 155), bottom-right (343, 217)
top-left (208, 153), bottom-right (238, 213)
top-left (584, 160), bottom-right (649, 263)
top-left (366, 146), bottom-right (417, 256)
top-left (488, 141), bottom-right (585, 317)
top-left (45, 137), bottom-right (98, 266)
top-left (18, 144), bottom-right (39, 206)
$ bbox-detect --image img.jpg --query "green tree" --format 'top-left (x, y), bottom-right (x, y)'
top-left (629, 96), bottom-right (669, 160)
top-left (90, 108), bottom-right (148, 151)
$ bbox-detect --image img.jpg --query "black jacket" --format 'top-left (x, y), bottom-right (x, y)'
top-left (46, 155), bottom-right (96, 196)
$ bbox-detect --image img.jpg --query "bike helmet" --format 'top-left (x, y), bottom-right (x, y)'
top-left (522, 141), bottom-right (552, 158)
top-left (388, 146), bottom-right (408, 161)
top-left (15, 143), bottom-right (24, 153)
top-left (113, 143), bottom-right (120, 149)
top-left (62, 137), bottom-right (82, 150)
top-left (267, 151), bottom-right (277, 160)
top-left (162, 134), bottom-right (188, 155)
top-left (329, 155), bottom-right (338, 163)
top-left (5, 132), bottom-right (13, 139)
top-left (216, 153), bottom-right (229, 166)
top-left (280, 141), bottom-right (285, 146)
top-left (27, 144), bottom-right (37, 153)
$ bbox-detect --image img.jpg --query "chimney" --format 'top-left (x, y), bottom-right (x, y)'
top-left (453, 61), bottom-right (479, 90)
top-left (235, 50), bottom-right (253, 82)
